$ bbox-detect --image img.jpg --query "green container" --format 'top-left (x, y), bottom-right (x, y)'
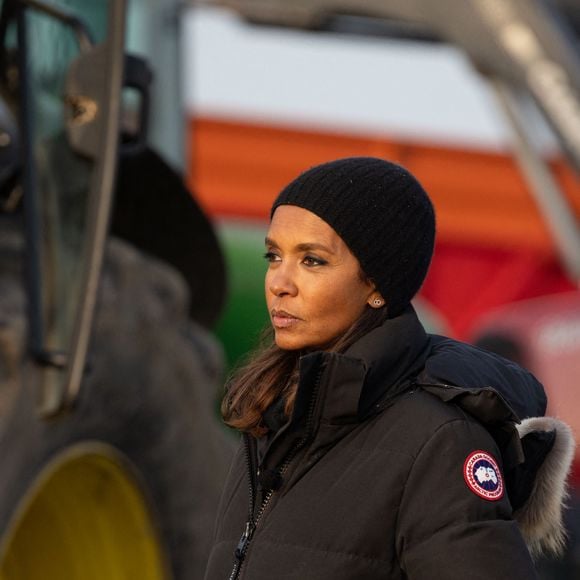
top-left (215, 219), bottom-right (270, 371)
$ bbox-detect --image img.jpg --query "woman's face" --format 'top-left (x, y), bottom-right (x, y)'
top-left (265, 205), bottom-right (381, 351)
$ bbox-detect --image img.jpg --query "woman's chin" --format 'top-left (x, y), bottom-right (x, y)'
top-left (274, 331), bottom-right (306, 351)
top-left (274, 337), bottom-right (301, 351)
top-left (274, 333), bottom-right (329, 352)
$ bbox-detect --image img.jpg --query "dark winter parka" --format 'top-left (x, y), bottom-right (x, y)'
top-left (204, 307), bottom-right (554, 580)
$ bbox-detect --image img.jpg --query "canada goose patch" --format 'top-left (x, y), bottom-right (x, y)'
top-left (463, 450), bottom-right (504, 501)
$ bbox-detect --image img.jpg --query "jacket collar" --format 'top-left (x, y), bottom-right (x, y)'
top-left (296, 304), bottom-right (430, 427)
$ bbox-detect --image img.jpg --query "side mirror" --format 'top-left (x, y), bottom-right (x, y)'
top-left (66, 50), bottom-right (152, 159)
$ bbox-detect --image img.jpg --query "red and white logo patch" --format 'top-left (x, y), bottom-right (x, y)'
top-left (463, 450), bottom-right (504, 501)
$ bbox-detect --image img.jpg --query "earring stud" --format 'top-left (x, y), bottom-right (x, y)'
top-left (373, 298), bottom-right (383, 307)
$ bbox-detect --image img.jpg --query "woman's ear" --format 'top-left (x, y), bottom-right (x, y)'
top-left (367, 292), bottom-right (385, 309)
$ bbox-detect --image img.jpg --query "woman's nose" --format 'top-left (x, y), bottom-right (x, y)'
top-left (267, 267), bottom-right (298, 297)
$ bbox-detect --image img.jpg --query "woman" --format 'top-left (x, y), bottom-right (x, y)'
top-left (204, 157), bottom-right (573, 580)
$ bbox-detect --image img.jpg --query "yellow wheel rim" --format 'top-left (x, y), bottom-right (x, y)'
top-left (0, 442), bottom-right (171, 580)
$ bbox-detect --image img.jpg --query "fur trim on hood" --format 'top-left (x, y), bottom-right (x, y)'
top-left (514, 417), bottom-right (575, 559)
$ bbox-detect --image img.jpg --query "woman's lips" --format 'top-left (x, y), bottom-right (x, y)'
top-left (271, 309), bottom-right (300, 329)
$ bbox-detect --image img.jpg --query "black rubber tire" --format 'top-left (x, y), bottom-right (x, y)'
top-left (0, 238), bottom-right (234, 579)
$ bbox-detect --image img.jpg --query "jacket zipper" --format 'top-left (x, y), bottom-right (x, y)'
top-left (228, 435), bottom-right (257, 580)
top-left (228, 363), bottom-right (325, 580)
top-left (228, 442), bottom-right (300, 580)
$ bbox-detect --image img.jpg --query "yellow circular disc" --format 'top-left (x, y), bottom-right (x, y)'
top-left (0, 442), bottom-right (171, 580)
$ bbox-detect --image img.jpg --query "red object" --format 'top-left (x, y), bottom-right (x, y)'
top-left (471, 292), bottom-right (580, 469)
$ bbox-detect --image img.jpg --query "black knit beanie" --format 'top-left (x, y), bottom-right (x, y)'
top-left (271, 157), bottom-right (436, 318)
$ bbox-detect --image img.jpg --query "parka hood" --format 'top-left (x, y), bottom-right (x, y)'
top-left (420, 334), bottom-right (547, 420)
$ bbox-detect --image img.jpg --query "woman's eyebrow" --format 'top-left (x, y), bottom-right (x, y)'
top-left (265, 237), bottom-right (333, 253)
top-left (295, 242), bottom-right (332, 253)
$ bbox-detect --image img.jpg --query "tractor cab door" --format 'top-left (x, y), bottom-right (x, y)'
top-left (0, 0), bottom-right (126, 415)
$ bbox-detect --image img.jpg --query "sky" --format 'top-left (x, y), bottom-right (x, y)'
top-left (184, 5), bottom-right (555, 151)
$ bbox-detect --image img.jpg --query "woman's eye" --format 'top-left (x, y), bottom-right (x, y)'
top-left (303, 255), bottom-right (327, 267)
top-left (263, 251), bottom-right (280, 262)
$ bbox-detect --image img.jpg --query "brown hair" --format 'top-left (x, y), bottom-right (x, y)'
top-left (222, 305), bottom-right (390, 436)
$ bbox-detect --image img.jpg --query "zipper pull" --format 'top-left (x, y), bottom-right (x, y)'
top-left (234, 521), bottom-right (254, 560)
top-left (257, 468), bottom-right (283, 491)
